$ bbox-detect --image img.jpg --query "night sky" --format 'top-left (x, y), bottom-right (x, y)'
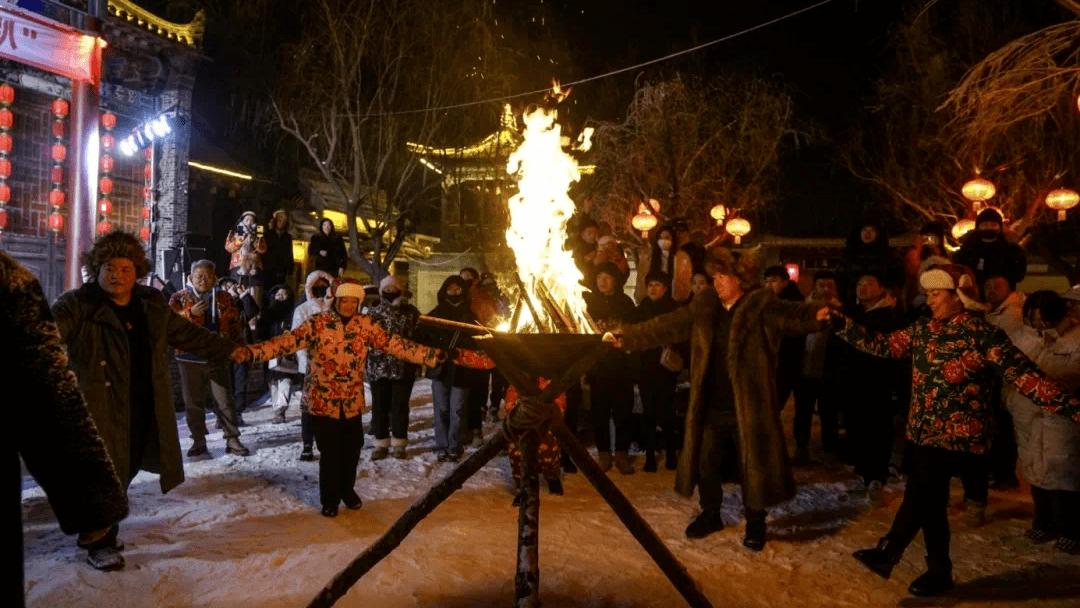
top-left (491, 0), bottom-right (909, 236)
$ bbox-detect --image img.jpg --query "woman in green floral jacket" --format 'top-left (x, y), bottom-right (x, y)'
top-left (825, 264), bottom-right (1080, 597)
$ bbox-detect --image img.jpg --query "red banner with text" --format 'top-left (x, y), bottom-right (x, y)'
top-left (0, 6), bottom-right (101, 84)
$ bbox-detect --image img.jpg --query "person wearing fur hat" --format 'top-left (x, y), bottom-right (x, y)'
top-left (593, 235), bottom-right (630, 278)
top-left (584, 261), bottom-right (637, 474)
top-left (262, 209), bottom-right (295, 289)
top-left (826, 263), bottom-right (1080, 597)
top-left (237, 278), bottom-right (474, 516)
top-left (609, 247), bottom-right (829, 551)
top-left (953, 208), bottom-right (1027, 287)
top-left (366, 275), bottom-right (421, 460)
top-left (225, 211), bottom-right (267, 274)
top-left (291, 270), bottom-right (336, 460)
top-left (52, 231), bottom-right (242, 569)
top-left (309, 218), bottom-right (348, 277)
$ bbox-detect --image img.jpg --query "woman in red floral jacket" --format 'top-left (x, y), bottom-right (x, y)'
top-left (823, 264), bottom-right (1080, 597)
top-left (237, 278), bottom-right (491, 517)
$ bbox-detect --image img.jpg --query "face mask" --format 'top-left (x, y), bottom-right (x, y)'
top-left (978, 229), bottom-right (999, 242)
top-left (382, 291), bottom-right (402, 303)
top-left (445, 293), bottom-right (465, 306)
top-left (657, 239), bottom-right (673, 251)
top-left (311, 285), bottom-right (328, 298)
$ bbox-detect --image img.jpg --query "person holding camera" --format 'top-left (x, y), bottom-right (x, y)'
top-left (225, 211), bottom-right (267, 299)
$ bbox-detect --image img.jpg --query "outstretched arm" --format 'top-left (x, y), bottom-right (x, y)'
top-left (620, 304), bottom-right (695, 352)
top-left (988, 330), bottom-right (1080, 423)
top-left (244, 318), bottom-right (316, 363)
top-left (365, 318), bottom-right (445, 367)
top-left (832, 314), bottom-right (913, 360)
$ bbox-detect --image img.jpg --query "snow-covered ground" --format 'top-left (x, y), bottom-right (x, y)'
top-left (22, 380), bottom-right (1080, 607)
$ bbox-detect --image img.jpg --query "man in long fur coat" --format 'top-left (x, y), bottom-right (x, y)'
top-left (613, 248), bottom-right (828, 551)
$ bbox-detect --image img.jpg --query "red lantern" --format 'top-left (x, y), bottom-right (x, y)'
top-left (96, 220), bottom-right (112, 235)
top-left (0, 109), bottom-right (12, 128)
top-left (52, 120), bottom-right (65, 138)
top-left (99, 176), bottom-right (113, 194)
top-left (0, 84), bottom-right (14, 105)
top-left (100, 134), bottom-right (114, 151)
top-left (141, 205), bottom-right (151, 220)
top-left (0, 208), bottom-right (7, 230)
top-left (0, 158), bottom-right (10, 178)
top-left (48, 189), bottom-right (65, 208)
top-left (98, 198), bottom-right (113, 215)
top-left (139, 225), bottom-right (150, 241)
top-left (48, 212), bottom-right (64, 233)
top-left (100, 155), bottom-right (114, 172)
top-left (143, 165), bottom-right (152, 180)
top-left (101, 112), bottom-right (116, 130)
top-left (51, 143), bottom-right (67, 162)
top-left (0, 133), bottom-right (12, 154)
top-left (51, 99), bottom-right (69, 118)
top-left (50, 166), bottom-right (63, 184)
top-left (142, 186), bottom-right (152, 200)
top-left (0, 183), bottom-right (10, 203)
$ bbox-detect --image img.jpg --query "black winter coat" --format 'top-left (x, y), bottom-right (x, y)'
top-left (837, 298), bottom-right (911, 413)
top-left (954, 234), bottom-right (1027, 287)
top-left (262, 229), bottom-right (294, 282)
top-left (3, 253), bottom-right (128, 608)
top-left (309, 231), bottom-right (348, 275)
top-left (585, 289), bottom-right (636, 378)
top-left (633, 294), bottom-right (680, 381)
top-left (417, 279), bottom-right (485, 387)
top-left (52, 283), bottom-right (237, 493)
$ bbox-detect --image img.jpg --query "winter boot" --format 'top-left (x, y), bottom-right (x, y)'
top-left (321, 506), bottom-right (338, 518)
top-left (391, 446), bottom-right (408, 459)
top-left (343, 490), bottom-right (363, 510)
top-left (86, 545), bottom-right (125, 571)
top-left (547, 479), bottom-right (564, 495)
top-left (471, 430), bottom-right (484, 448)
top-left (561, 450), bottom-right (578, 474)
top-left (742, 510), bottom-right (768, 552)
top-left (598, 452), bottom-right (613, 472)
top-left (1054, 537), bottom-right (1080, 555)
top-left (685, 510), bottom-right (725, 539)
top-left (614, 451), bottom-right (635, 475)
top-left (272, 411), bottom-right (286, 424)
top-left (370, 447), bottom-right (389, 461)
top-left (853, 537), bottom-right (903, 580)
top-left (235, 412), bottom-right (246, 427)
top-left (963, 499), bottom-right (986, 528)
top-left (643, 450), bottom-right (658, 473)
top-left (187, 439), bottom-right (208, 458)
top-left (664, 450), bottom-right (678, 471)
top-left (1024, 528), bottom-right (1057, 544)
top-left (299, 443), bottom-right (315, 461)
top-left (908, 556), bottom-right (954, 597)
top-left (226, 437), bottom-right (250, 456)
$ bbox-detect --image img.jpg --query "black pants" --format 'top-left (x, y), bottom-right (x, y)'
top-left (312, 414), bottom-right (365, 509)
top-left (776, 370), bottom-right (797, 412)
top-left (847, 394), bottom-right (895, 484)
top-left (698, 410), bottom-right (740, 512)
top-left (989, 406), bottom-right (1018, 483)
top-left (1031, 485), bottom-right (1080, 540)
top-left (884, 444), bottom-right (986, 573)
top-left (589, 373), bottom-right (634, 453)
top-left (465, 372), bottom-right (489, 432)
top-left (301, 411), bottom-right (316, 447)
top-left (639, 373), bottom-right (678, 454)
top-left (793, 377), bottom-right (839, 453)
top-left (370, 377), bottom-right (415, 441)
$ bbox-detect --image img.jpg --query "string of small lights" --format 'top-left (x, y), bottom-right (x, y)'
top-left (346, 0), bottom-right (837, 117)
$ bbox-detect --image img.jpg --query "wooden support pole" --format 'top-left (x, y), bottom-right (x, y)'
top-left (509, 294), bottom-right (525, 333)
top-left (307, 431), bottom-right (510, 608)
top-left (514, 274), bottom-right (548, 333)
top-left (550, 419), bottom-right (713, 608)
top-left (515, 430), bottom-right (541, 608)
top-left (535, 280), bottom-right (576, 334)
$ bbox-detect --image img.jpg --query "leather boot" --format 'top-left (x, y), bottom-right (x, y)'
top-left (643, 450), bottom-right (658, 473)
top-left (853, 537), bottom-right (903, 580)
top-left (614, 451), bottom-right (635, 475)
top-left (598, 452), bottom-right (613, 472)
top-left (685, 510), bottom-right (725, 539)
top-left (908, 555), bottom-right (954, 596)
top-left (664, 450), bottom-right (678, 471)
top-left (561, 450), bottom-right (578, 473)
top-left (742, 509), bottom-right (767, 551)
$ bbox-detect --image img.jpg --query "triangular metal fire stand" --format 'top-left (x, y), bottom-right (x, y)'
top-left (307, 333), bottom-right (712, 608)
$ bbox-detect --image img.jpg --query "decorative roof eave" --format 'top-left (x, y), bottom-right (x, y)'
top-left (407, 128), bottom-right (520, 162)
top-left (107, 0), bottom-right (205, 48)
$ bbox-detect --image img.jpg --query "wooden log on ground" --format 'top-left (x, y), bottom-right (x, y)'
top-left (515, 431), bottom-right (541, 608)
top-left (306, 430), bottom-right (510, 608)
top-left (550, 419), bottom-right (713, 608)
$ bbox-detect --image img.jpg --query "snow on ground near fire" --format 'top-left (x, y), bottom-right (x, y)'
top-left (22, 380), bottom-right (1080, 607)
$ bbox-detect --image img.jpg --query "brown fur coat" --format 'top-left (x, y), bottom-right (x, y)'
top-left (621, 288), bottom-right (824, 510)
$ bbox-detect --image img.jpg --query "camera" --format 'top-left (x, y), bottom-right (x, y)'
top-left (256, 224), bottom-right (265, 238)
